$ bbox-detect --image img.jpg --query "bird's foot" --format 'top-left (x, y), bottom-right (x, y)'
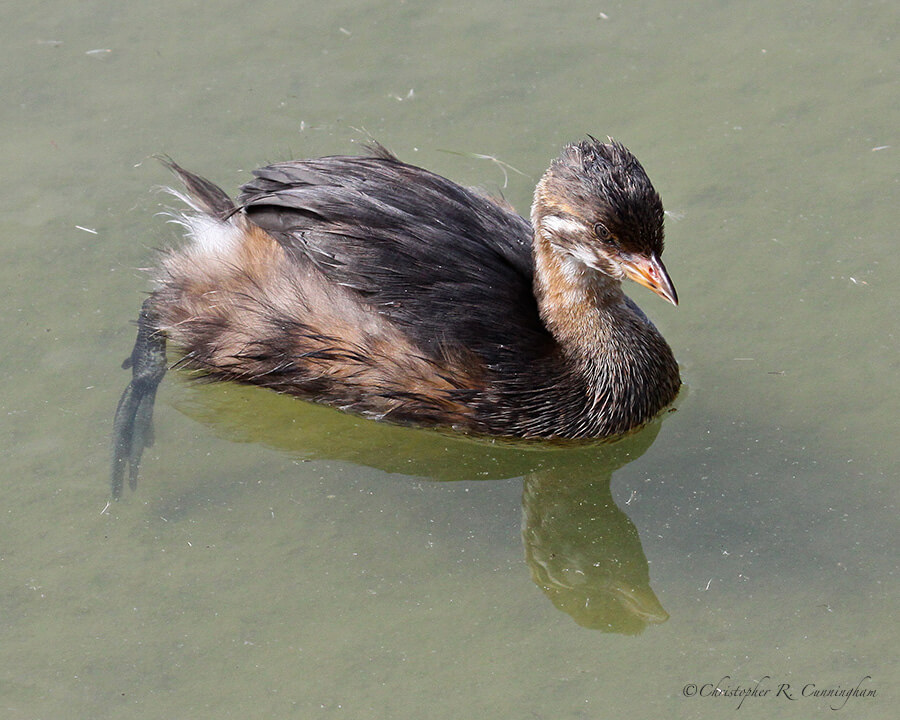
top-left (111, 298), bottom-right (167, 499)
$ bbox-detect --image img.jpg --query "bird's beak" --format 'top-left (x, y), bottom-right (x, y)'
top-left (621, 253), bottom-right (678, 306)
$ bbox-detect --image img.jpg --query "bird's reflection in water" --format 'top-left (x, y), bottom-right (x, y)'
top-left (523, 465), bottom-right (667, 634)
top-left (167, 381), bottom-right (674, 633)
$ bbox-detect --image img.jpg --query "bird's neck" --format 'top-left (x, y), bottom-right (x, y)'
top-left (531, 229), bottom-right (681, 435)
top-left (529, 177), bottom-right (635, 356)
top-left (532, 229), bottom-right (632, 355)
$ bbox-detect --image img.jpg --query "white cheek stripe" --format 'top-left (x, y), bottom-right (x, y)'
top-left (542, 215), bottom-right (586, 237)
top-left (569, 246), bottom-right (599, 268)
top-left (560, 243), bottom-right (625, 279)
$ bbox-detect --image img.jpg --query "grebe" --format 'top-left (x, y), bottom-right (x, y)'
top-left (112, 138), bottom-right (680, 496)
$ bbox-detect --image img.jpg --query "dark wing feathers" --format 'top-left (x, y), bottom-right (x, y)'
top-left (238, 154), bottom-right (550, 360)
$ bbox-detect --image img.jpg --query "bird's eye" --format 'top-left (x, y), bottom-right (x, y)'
top-left (593, 222), bottom-right (619, 247)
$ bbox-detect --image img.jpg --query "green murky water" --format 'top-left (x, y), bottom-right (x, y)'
top-left (2, 1), bottom-right (896, 718)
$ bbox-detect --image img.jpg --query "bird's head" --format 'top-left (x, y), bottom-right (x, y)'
top-left (533, 138), bottom-right (677, 306)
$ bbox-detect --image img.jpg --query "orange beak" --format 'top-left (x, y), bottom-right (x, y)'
top-left (621, 253), bottom-right (678, 306)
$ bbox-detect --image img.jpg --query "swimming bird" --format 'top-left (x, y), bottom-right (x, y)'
top-left (112, 138), bottom-right (680, 497)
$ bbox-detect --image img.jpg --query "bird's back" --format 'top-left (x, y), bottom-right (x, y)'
top-left (238, 150), bottom-right (552, 364)
top-left (146, 150), bottom-right (568, 435)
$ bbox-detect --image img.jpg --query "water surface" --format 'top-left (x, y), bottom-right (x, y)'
top-left (1, 1), bottom-right (896, 718)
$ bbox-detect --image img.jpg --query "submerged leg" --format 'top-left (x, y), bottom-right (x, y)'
top-left (111, 297), bottom-right (167, 498)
